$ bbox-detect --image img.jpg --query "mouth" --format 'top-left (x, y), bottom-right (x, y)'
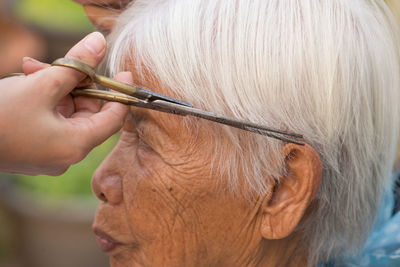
top-left (93, 228), bottom-right (124, 253)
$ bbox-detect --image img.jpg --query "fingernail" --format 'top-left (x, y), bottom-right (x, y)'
top-left (23, 57), bottom-right (40, 63)
top-left (84, 32), bottom-right (106, 55)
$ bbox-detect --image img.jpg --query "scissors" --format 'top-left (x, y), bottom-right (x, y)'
top-left (2, 58), bottom-right (305, 145)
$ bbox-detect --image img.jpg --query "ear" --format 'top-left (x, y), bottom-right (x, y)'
top-left (260, 144), bottom-right (322, 240)
top-left (83, 5), bottom-right (122, 33)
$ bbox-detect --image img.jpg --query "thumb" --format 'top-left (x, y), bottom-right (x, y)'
top-left (33, 32), bottom-right (107, 103)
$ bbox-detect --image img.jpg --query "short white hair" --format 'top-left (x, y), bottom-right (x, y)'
top-left (107, 0), bottom-right (400, 265)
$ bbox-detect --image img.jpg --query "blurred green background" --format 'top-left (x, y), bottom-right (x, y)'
top-left (15, 0), bottom-right (94, 32)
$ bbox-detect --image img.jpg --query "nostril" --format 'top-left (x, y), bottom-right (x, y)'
top-left (92, 173), bottom-right (123, 205)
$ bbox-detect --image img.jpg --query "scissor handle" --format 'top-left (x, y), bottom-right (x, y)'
top-left (51, 58), bottom-right (193, 107)
top-left (1, 58), bottom-right (305, 144)
top-left (52, 58), bottom-right (96, 87)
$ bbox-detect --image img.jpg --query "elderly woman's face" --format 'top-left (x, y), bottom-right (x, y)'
top-left (91, 76), bottom-right (266, 266)
top-left (80, 3), bottom-right (268, 265)
top-left (85, 2), bottom-right (323, 266)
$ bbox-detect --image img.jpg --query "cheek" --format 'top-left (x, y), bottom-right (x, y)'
top-left (121, 141), bottom-right (176, 239)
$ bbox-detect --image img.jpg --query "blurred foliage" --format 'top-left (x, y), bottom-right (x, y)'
top-left (15, 134), bottom-right (119, 198)
top-left (15, 0), bottom-right (94, 32)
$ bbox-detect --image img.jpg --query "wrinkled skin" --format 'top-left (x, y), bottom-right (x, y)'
top-left (91, 72), bottom-right (321, 267)
top-left (91, 74), bottom-right (268, 266)
top-left (78, 1), bottom-right (322, 266)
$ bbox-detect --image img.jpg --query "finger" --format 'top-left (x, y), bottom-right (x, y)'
top-left (86, 101), bottom-right (129, 148)
top-left (22, 57), bottom-right (50, 75)
top-left (35, 32), bottom-right (106, 102)
top-left (76, 72), bottom-right (131, 148)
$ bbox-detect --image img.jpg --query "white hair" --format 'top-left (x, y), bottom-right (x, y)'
top-left (107, 0), bottom-right (400, 265)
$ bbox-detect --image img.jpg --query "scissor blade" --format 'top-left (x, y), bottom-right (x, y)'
top-left (71, 89), bottom-right (190, 115)
top-left (150, 100), bottom-right (305, 145)
top-left (71, 88), bottom-right (304, 145)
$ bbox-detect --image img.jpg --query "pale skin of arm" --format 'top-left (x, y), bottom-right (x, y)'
top-left (0, 32), bottom-right (129, 176)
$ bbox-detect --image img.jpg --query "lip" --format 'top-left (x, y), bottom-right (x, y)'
top-left (93, 228), bottom-right (124, 253)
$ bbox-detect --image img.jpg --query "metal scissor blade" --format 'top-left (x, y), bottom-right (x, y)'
top-left (71, 89), bottom-right (189, 115)
top-left (72, 89), bottom-right (305, 145)
top-left (150, 100), bottom-right (305, 145)
top-left (0, 61), bottom-right (306, 145)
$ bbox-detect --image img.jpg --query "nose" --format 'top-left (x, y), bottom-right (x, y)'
top-left (92, 158), bottom-right (123, 205)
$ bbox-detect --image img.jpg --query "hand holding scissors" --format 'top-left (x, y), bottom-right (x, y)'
top-left (0, 32), bottom-right (129, 176)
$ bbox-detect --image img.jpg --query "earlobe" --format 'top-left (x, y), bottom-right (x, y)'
top-left (260, 144), bottom-right (322, 240)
